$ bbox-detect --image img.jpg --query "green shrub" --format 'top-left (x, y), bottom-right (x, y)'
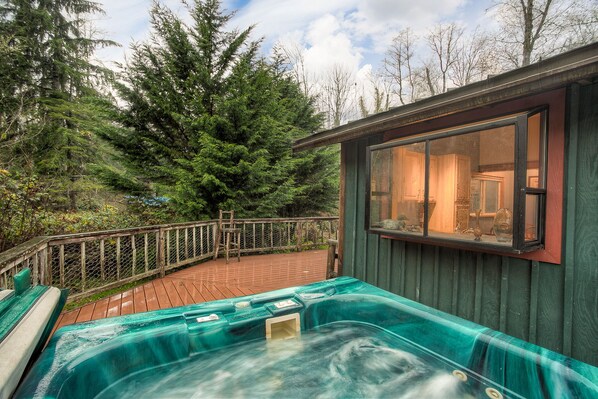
top-left (0, 170), bottom-right (179, 251)
top-left (0, 170), bottom-right (47, 251)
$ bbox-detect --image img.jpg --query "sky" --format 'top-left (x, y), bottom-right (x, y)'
top-left (95, 0), bottom-right (496, 78)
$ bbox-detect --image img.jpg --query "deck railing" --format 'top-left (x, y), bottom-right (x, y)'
top-left (0, 217), bottom-right (338, 301)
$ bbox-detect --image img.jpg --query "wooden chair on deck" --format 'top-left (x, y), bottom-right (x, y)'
top-left (213, 210), bottom-right (241, 263)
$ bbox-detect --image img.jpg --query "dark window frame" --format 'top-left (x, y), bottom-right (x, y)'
top-left (365, 109), bottom-right (548, 254)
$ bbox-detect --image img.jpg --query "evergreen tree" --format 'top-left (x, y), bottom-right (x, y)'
top-left (110, 0), bottom-right (338, 219)
top-left (0, 0), bottom-right (116, 210)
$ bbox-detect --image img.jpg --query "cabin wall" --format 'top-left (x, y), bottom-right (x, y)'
top-left (340, 81), bottom-right (598, 366)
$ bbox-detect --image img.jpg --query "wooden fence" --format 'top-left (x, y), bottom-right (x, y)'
top-left (0, 217), bottom-right (338, 302)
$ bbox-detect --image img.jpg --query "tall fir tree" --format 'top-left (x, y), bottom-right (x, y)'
top-left (109, 0), bottom-right (338, 219)
top-left (0, 0), bottom-right (116, 210)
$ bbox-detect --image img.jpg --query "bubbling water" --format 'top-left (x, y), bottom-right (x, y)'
top-left (96, 322), bottom-right (492, 398)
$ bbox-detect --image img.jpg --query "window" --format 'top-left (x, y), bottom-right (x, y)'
top-left (366, 109), bottom-right (547, 253)
top-left (470, 174), bottom-right (503, 217)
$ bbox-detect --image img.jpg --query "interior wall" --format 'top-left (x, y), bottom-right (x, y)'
top-left (340, 81), bottom-right (598, 367)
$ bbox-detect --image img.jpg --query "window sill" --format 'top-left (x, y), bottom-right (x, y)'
top-left (373, 228), bottom-right (547, 256)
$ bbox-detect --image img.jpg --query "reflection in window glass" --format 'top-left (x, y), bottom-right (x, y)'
top-left (470, 176), bottom-right (503, 216)
top-left (369, 143), bottom-right (425, 235)
top-left (527, 112), bottom-right (545, 189)
top-left (470, 179), bottom-right (481, 212)
top-left (483, 181), bottom-right (499, 214)
top-left (368, 110), bottom-right (548, 252)
top-left (525, 194), bottom-right (540, 242)
top-left (426, 126), bottom-right (515, 245)
top-left (369, 125), bottom-right (517, 246)
top-left (370, 148), bottom-right (392, 227)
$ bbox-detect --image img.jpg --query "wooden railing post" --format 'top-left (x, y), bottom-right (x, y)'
top-left (184, 228), bottom-right (189, 259)
top-left (157, 228), bottom-right (166, 278)
top-left (212, 223), bottom-right (218, 258)
top-left (59, 244), bottom-right (65, 288)
top-left (81, 242), bottom-right (86, 292)
top-left (242, 221), bottom-right (246, 251)
top-left (166, 230), bottom-right (171, 267)
top-left (100, 239), bottom-right (105, 280)
top-left (175, 229), bottom-right (180, 264)
top-left (45, 246), bottom-right (52, 286)
top-left (116, 237), bottom-right (121, 280)
top-left (39, 247), bottom-right (46, 285)
top-left (296, 221), bottom-right (303, 252)
top-left (131, 235), bottom-right (136, 277)
top-left (192, 227), bottom-right (196, 258)
top-left (32, 250), bottom-right (39, 285)
top-left (144, 233), bottom-right (149, 273)
top-left (327, 239), bottom-right (338, 279)
top-left (200, 225), bottom-right (204, 256)
top-left (270, 222), bottom-right (274, 248)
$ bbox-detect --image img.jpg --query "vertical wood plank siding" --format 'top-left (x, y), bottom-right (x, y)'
top-left (569, 82), bottom-right (598, 363)
top-left (340, 81), bottom-right (598, 367)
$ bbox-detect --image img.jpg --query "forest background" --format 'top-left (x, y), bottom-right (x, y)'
top-left (0, 0), bottom-right (596, 251)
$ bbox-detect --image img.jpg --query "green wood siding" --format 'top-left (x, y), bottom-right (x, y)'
top-left (341, 81), bottom-right (598, 366)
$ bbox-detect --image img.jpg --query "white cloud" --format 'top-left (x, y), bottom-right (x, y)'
top-left (93, 0), bottom-right (492, 81)
top-left (358, 0), bottom-right (466, 25)
top-left (301, 14), bottom-right (362, 75)
top-left (228, 0), bottom-right (352, 41)
top-left (86, 0), bottom-right (495, 126)
top-left (230, 0), bottom-right (479, 75)
top-left (228, 0), bottom-right (489, 124)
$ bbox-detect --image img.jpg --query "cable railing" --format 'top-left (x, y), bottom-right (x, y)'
top-left (0, 217), bottom-right (338, 302)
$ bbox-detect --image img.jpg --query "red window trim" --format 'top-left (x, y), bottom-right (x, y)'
top-left (382, 88), bottom-right (565, 264)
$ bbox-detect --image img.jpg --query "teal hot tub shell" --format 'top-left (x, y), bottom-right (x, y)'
top-left (0, 269), bottom-right (66, 399)
top-left (15, 277), bottom-right (598, 398)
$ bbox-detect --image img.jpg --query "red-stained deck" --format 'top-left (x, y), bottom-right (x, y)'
top-left (53, 250), bottom-right (329, 331)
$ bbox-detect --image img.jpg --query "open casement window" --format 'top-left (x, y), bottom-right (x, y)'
top-left (366, 109), bottom-right (547, 254)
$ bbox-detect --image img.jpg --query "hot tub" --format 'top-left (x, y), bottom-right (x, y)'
top-left (15, 277), bottom-right (598, 398)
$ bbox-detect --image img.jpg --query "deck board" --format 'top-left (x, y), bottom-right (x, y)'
top-left (91, 298), bottom-right (109, 321)
top-left (227, 285), bottom-right (245, 298)
top-left (58, 309), bottom-right (79, 329)
top-left (239, 287), bottom-right (256, 296)
top-left (133, 286), bottom-right (147, 313)
top-left (171, 280), bottom-right (194, 306)
top-left (182, 280), bottom-right (206, 303)
top-left (204, 282), bottom-right (226, 300)
top-left (152, 280), bottom-right (172, 309)
top-left (106, 294), bottom-right (122, 318)
top-left (121, 290), bottom-right (134, 315)
top-left (194, 281), bottom-right (216, 301)
top-left (162, 279), bottom-right (185, 308)
top-left (75, 303), bottom-right (95, 323)
top-left (143, 282), bottom-right (160, 311)
top-left (53, 250), bottom-right (329, 332)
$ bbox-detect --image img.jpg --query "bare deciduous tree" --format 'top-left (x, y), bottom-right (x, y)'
top-left (492, 0), bottom-right (595, 67)
top-left (418, 61), bottom-right (439, 97)
top-left (359, 69), bottom-right (391, 117)
top-left (279, 1), bottom-right (596, 126)
top-left (272, 41), bottom-right (316, 98)
top-left (426, 23), bottom-right (464, 93)
top-left (450, 27), bottom-right (497, 86)
top-left (383, 28), bottom-right (419, 105)
top-left (320, 64), bottom-right (356, 128)
top-left (562, 2), bottom-right (598, 49)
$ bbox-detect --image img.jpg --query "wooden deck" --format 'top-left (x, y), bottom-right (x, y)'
top-left (54, 250), bottom-right (329, 331)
